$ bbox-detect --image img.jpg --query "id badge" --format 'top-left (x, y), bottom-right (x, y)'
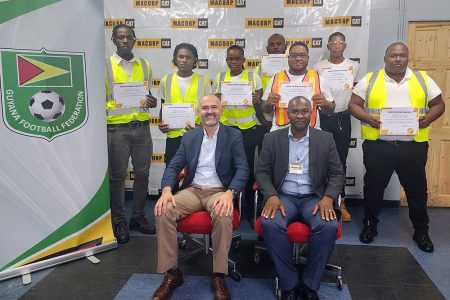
top-left (289, 164), bottom-right (303, 174)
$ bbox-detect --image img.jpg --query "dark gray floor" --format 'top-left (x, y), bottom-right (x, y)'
top-left (1, 200), bottom-right (449, 300)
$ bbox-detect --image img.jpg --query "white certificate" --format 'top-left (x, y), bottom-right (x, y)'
top-left (221, 81), bottom-right (252, 106)
top-left (113, 81), bottom-right (148, 108)
top-left (380, 107), bottom-right (419, 135)
top-left (278, 82), bottom-right (313, 108)
top-left (322, 69), bottom-right (353, 91)
top-left (162, 103), bottom-right (196, 129)
top-left (261, 54), bottom-right (288, 76)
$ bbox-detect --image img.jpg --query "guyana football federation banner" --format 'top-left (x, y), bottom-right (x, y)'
top-left (0, 0), bottom-right (116, 280)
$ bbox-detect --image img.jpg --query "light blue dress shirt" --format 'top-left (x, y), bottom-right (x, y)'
top-left (280, 126), bottom-right (314, 196)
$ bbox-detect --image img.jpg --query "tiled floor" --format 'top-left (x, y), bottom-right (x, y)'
top-left (0, 200), bottom-right (449, 300)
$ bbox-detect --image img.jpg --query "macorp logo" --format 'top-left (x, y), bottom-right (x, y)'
top-left (0, 48), bottom-right (87, 141)
top-left (208, 38), bottom-right (245, 49)
top-left (245, 59), bottom-right (261, 69)
top-left (104, 18), bottom-right (135, 29)
top-left (286, 38), bottom-right (322, 48)
top-left (170, 18), bottom-right (208, 29)
top-left (245, 18), bottom-right (284, 28)
top-left (134, 0), bottom-right (171, 8)
top-left (284, 0), bottom-right (323, 7)
top-left (322, 16), bottom-right (362, 27)
top-left (136, 38), bottom-right (171, 48)
top-left (208, 0), bottom-right (246, 8)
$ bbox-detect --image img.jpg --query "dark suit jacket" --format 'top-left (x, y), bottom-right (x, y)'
top-left (161, 124), bottom-right (249, 193)
top-left (255, 126), bottom-right (344, 210)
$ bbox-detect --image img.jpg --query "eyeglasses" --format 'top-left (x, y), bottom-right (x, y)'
top-left (288, 53), bottom-right (309, 60)
top-left (328, 41), bottom-right (346, 46)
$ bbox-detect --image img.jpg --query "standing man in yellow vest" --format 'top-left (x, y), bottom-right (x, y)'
top-left (313, 32), bottom-right (360, 222)
top-left (261, 42), bottom-right (335, 132)
top-left (158, 43), bottom-right (211, 165)
top-left (349, 42), bottom-right (445, 252)
top-left (213, 44), bottom-right (264, 224)
top-left (105, 24), bottom-right (157, 244)
top-left (254, 33), bottom-right (288, 134)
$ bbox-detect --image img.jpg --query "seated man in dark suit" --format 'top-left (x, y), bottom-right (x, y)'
top-left (255, 96), bottom-right (345, 300)
top-left (152, 94), bottom-right (249, 300)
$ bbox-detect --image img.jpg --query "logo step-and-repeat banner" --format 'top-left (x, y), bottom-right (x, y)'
top-left (0, 0), bottom-right (115, 279)
top-left (104, 0), bottom-right (370, 197)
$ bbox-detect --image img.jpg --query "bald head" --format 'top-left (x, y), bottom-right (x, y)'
top-left (267, 33), bottom-right (287, 54)
top-left (288, 96), bottom-right (311, 110)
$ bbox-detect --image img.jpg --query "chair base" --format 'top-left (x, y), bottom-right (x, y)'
top-left (255, 242), bottom-right (344, 300)
top-left (178, 233), bottom-right (242, 281)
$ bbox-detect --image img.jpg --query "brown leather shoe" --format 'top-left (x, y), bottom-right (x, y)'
top-left (340, 199), bottom-right (351, 222)
top-left (152, 271), bottom-right (183, 300)
top-left (212, 274), bottom-right (231, 300)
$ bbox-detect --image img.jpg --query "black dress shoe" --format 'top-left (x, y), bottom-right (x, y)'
top-left (113, 220), bottom-right (129, 244)
top-left (129, 217), bottom-right (156, 234)
top-left (299, 282), bottom-right (319, 300)
top-left (359, 219), bottom-right (378, 244)
top-left (413, 231), bottom-right (434, 253)
top-left (280, 286), bottom-right (299, 300)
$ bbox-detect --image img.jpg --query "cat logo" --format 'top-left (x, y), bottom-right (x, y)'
top-left (149, 116), bottom-right (160, 126)
top-left (350, 57), bottom-right (360, 63)
top-left (311, 38), bottom-right (322, 48)
top-left (134, 0), bottom-right (170, 8)
top-left (197, 59), bottom-right (209, 69)
top-left (104, 18), bottom-right (135, 29)
top-left (349, 138), bottom-right (357, 148)
top-left (322, 16), bottom-right (362, 27)
top-left (284, 0), bottom-right (323, 7)
top-left (345, 177), bottom-right (356, 187)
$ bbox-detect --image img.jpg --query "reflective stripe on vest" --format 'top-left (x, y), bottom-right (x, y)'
top-left (163, 72), bottom-right (206, 138)
top-left (216, 70), bottom-right (258, 129)
top-left (362, 69), bottom-right (429, 141)
top-left (105, 57), bottom-right (151, 123)
top-left (272, 70), bottom-right (320, 127)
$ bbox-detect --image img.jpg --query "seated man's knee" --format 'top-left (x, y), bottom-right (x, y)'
top-left (261, 217), bottom-right (283, 233)
top-left (314, 219), bottom-right (338, 236)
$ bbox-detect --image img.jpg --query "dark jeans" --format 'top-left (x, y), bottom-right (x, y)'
top-left (233, 125), bottom-right (269, 220)
top-left (261, 193), bottom-right (337, 291)
top-left (319, 112), bottom-right (351, 197)
top-left (362, 139), bottom-right (429, 232)
top-left (107, 125), bottom-right (152, 224)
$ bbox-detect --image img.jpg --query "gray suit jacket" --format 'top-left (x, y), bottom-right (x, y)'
top-left (255, 126), bottom-right (344, 210)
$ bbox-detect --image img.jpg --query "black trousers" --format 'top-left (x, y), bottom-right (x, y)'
top-left (165, 136), bottom-right (183, 165)
top-left (319, 112), bottom-right (351, 197)
top-left (362, 139), bottom-right (429, 232)
top-left (232, 125), bottom-right (269, 220)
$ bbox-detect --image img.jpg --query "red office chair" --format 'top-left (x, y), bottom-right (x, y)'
top-left (175, 168), bottom-right (243, 281)
top-left (252, 183), bottom-right (344, 298)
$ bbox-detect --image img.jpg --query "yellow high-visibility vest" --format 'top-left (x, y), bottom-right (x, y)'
top-left (215, 70), bottom-right (257, 129)
top-left (362, 69), bottom-right (429, 142)
top-left (255, 65), bottom-right (271, 92)
top-left (161, 72), bottom-right (207, 138)
top-left (105, 56), bottom-right (151, 124)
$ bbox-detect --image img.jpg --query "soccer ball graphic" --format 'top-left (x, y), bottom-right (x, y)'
top-left (29, 91), bottom-right (65, 122)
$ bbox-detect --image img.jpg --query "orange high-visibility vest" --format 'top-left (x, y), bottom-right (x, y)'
top-left (271, 70), bottom-right (321, 127)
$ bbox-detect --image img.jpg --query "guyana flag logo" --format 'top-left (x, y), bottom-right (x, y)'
top-left (0, 48), bottom-right (88, 141)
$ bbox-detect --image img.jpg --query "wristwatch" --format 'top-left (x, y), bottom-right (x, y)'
top-left (227, 188), bottom-right (238, 198)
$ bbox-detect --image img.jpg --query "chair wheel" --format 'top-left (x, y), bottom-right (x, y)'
top-left (230, 270), bottom-right (241, 281)
top-left (178, 240), bottom-right (186, 249)
top-left (275, 277), bottom-right (282, 300)
top-left (337, 275), bottom-right (343, 290)
top-left (254, 251), bottom-right (260, 265)
top-left (234, 240), bottom-right (240, 250)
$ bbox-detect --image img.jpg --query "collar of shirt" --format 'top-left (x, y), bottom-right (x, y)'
top-left (112, 52), bottom-right (136, 65)
top-left (383, 67), bottom-right (411, 85)
top-left (203, 125), bottom-right (220, 141)
top-left (288, 126), bottom-right (309, 142)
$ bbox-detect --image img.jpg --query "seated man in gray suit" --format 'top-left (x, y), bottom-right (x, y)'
top-left (255, 96), bottom-right (344, 300)
top-left (152, 94), bottom-right (249, 300)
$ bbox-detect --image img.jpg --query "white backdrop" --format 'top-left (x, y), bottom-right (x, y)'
top-left (104, 0), bottom-right (371, 197)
